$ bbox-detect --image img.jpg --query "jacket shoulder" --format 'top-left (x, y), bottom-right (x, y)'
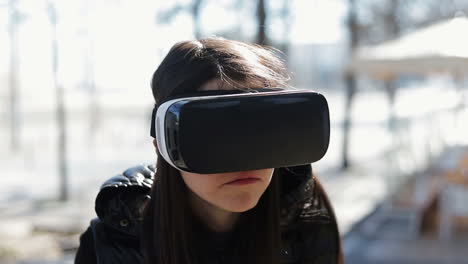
top-left (94, 164), bottom-right (155, 237)
top-left (75, 226), bottom-right (97, 264)
top-left (81, 219), bottom-right (144, 264)
top-left (279, 167), bottom-right (341, 264)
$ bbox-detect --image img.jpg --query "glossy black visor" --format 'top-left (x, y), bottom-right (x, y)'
top-left (150, 88), bottom-right (330, 174)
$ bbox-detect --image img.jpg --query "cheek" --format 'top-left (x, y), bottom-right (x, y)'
top-left (180, 172), bottom-right (220, 199)
top-left (262, 169), bottom-right (274, 182)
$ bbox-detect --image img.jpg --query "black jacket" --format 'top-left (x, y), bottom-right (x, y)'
top-left (75, 164), bottom-right (341, 264)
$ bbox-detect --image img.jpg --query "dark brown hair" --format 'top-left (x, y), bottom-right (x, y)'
top-left (142, 37), bottom-right (342, 264)
top-left (149, 37), bottom-right (290, 102)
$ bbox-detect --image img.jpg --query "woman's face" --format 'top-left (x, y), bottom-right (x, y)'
top-left (179, 79), bottom-right (274, 213)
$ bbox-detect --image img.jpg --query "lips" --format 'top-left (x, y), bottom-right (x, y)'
top-left (225, 177), bottom-right (260, 185)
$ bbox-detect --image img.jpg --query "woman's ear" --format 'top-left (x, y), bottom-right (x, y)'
top-left (152, 139), bottom-right (158, 153)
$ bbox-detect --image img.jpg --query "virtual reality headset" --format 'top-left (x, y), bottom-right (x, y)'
top-left (150, 89), bottom-right (330, 174)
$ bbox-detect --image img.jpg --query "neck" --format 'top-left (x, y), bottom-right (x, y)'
top-left (188, 191), bottom-right (240, 233)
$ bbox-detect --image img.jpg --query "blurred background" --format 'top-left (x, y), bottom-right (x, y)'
top-left (1, 0), bottom-right (468, 263)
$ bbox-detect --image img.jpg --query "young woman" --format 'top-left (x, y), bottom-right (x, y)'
top-left (75, 37), bottom-right (343, 264)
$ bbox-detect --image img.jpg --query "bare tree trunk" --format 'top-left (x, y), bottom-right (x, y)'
top-left (48, 1), bottom-right (69, 202)
top-left (383, 0), bottom-right (400, 138)
top-left (84, 0), bottom-right (99, 146)
top-left (342, 74), bottom-right (356, 169)
top-left (8, 0), bottom-right (20, 152)
top-left (256, 0), bottom-right (267, 45)
top-left (382, 0), bottom-right (400, 41)
top-left (192, 0), bottom-right (203, 39)
top-left (342, 0), bottom-right (358, 170)
top-left (86, 45), bottom-right (99, 145)
top-left (280, 0), bottom-right (291, 58)
top-left (384, 78), bottom-right (396, 132)
top-left (233, 0), bottom-right (244, 37)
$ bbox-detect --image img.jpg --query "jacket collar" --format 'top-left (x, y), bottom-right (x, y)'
top-left (94, 164), bottom-right (317, 235)
top-left (278, 165), bottom-right (316, 227)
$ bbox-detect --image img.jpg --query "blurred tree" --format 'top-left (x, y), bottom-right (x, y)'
top-left (262, 0), bottom-right (291, 57)
top-left (156, 0), bottom-right (204, 39)
top-left (81, 0), bottom-right (99, 146)
top-left (342, 0), bottom-right (358, 170)
top-left (255, 0), bottom-right (293, 57)
top-left (47, 1), bottom-right (69, 202)
top-left (155, 0), bottom-right (291, 51)
top-left (279, 0), bottom-right (291, 57)
top-left (256, 0), bottom-right (267, 44)
top-left (7, 0), bottom-right (23, 152)
top-left (354, 0), bottom-right (402, 44)
top-left (192, 0), bottom-right (203, 39)
top-left (376, 0), bottom-right (401, 136)
top-left (356, 0), bottom-right (468, 44)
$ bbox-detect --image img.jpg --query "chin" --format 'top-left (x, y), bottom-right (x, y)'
top-left (224, 196), bottom-right (261, 213)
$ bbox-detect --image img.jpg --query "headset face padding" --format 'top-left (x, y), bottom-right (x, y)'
top-left (153, 89), bottom-right (330, 174)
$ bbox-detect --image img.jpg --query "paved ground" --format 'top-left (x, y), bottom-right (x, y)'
top-left (344, 209), bottom-right (468, 264)
top-left (344, 146), bottom-right (468, 264)
top-left (0, 198), bottom-right (94, 264)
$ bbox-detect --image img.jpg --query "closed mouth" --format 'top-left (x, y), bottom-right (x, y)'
top-left (225, 177), bottom-right (260, 185)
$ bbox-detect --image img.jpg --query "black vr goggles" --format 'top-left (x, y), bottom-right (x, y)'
top-left (150, 88), bottom-right (330, 174)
